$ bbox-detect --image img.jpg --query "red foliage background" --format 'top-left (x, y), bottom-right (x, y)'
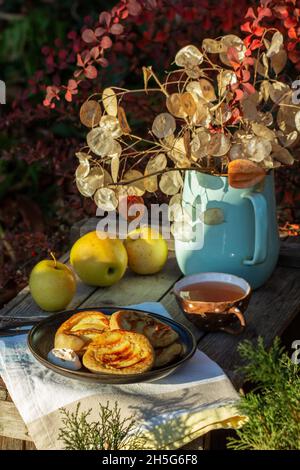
top-left (0, 0), bottom-right (299, 305)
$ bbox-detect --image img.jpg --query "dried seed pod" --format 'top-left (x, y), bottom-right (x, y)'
top-left (123, 170), bottom-right (145, 196)
top-left (166, 93), bottom-right (186, 118)
top-left (207, 133), bottom-right (231, 157)
top-left (175, 45), bottom-right (203, 68)
top-left (220, 35), bottom-right (246, 66)
top-left (152, 113), bottom-right (176, 139)
top-left (271, 147), bottom-right (294, 165)
top-left (168, 137), bottom-right (190, 167)
top-left (75, 159), bottom-right (90, 179)
top-left (111, 155), bottom-right (119, 183)
top-left (251, 122), bottom-right (276, 141)
top-left (118, 106), bottom-right (131, 134)
top-left (87, 128), bottom-right (114, 157)
top-left (102, 88), bottom-right (118, 116)
top-left (202, 38), bottom-right (224, 54)
top-left (181, 92), bottom-right (197, 116)
top-left (228, 159), bottom-right (266, 189)
top-left (100, 115), bottom-right (123, 138)
top-left (168, 194), bottom-right (182, 222)
top-left (159, 171), bottom-right (183, 195)
top-left (94, 187), bottom-right (118, 211)
top-left (246, 137), bottom-right (272, 163)
top-left (80, 100), bottom-right (102, 128)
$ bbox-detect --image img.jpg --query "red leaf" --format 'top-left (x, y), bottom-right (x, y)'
top-left (100, 36), bottom-right (113, 49)
top-left (95, 27), bottom-right (106, 37)
top-left (127, 0), bottom-right (142, 16)
top-left (245, 7), bottom-right (256, 19)
top-left (241, 21), bottom-right (253, 33)
top-left (242, 82), bottom-right (256, 95)
top-left (65, 90), bottom-right (73, 102)
top-left (120, 9), bottom-right (129, 19)
top-left (90, 46), bottom-right (100, 59)
top-left (234, 88), bottom-right (244, 101)
top-left (257, 7), bottom-right (272, 20)
top-left (110, 23), bottom-right (124, 35)
top-left (82, 29), bottom-right (97, 44)
top-left (76, 53), bottom-right (84, 67)
top-left (84, 65), bottom-right (98, 79)
top-left (227, 46), bottom-right (240, 64)
top-left (67, 79), bottom-right (77, 90)
top-left (250, 38), bottom-right (262, 50)
top-left (99, 11), bottom-right (112, 27)
top-left (97, 57), bottom-right (109, 67)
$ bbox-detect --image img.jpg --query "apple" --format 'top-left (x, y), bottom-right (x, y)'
top-left (29, 258), bottom-right (76, 312)
top-left (70, 231), bottom-right (128, 286)
top-left (124, 227), bottom-right (168, 275)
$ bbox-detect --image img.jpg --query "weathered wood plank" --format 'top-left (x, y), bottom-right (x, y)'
top-left (79, 253), bottom-right (181, 308)
top-left (196, 265), bottom-right (300, 387)
top-left (278, 240), bottom-right (300, 268)
top-left (0, 436), bottom-right (24, 450)
top-left (0, 401), bottom-right (31, 441)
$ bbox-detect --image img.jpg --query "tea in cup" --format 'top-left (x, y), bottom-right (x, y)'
top-left (174, 272), bottom-right (251, 334)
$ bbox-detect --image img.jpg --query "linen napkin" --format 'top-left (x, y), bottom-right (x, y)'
top-left (0, 302), bottom-right (245, 450)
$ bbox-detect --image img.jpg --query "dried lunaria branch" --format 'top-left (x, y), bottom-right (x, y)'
top-left (75, 30), bottom-right (298, 213)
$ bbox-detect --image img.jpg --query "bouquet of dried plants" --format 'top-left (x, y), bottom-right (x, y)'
top-left (74, 30), bottom-right (299, 215)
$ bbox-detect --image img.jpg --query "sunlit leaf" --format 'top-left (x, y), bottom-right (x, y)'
top-left (152, 112), bottom-right (176, 139)
top-left (228, 159), bottom-right (266, 189)
top-left (80, 100), bottom-right (102, 128)
top-left (102, 87), bottom-right (118, 116)
top-left (159, 171), bottom-right (183, 195)
top-left (271, 48), bottom-right (287, 75)
top-left (94, 187), bottom-right (118, 211)
top-left (266, 31), bottom-right (283, 58)
top-left (175, 45), bottom-right (203, 68)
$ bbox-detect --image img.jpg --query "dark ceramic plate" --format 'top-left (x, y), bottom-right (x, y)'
top-left (27, 307), bottom-right (197, 384)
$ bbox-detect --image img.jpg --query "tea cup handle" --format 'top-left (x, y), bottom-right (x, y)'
top-left (220, 307), bottom-right (246, 335)
top-left (242, 192), bottom-right (268, 265)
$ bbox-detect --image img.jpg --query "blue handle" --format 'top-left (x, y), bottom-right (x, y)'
top-left (242, 192), bottom-right (268, 265)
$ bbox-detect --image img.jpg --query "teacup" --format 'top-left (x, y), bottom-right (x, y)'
top-left (173, 272), bottom-right (251, 334)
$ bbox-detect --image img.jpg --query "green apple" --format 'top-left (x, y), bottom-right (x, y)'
top-left (29, 259), bottom-right (76, 312)
top-left (70, 231), bottom-right (128, 286)
top-left (124, 227), bottom-right (168, 275)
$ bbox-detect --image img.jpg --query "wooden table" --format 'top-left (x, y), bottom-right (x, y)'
top-left (1, 220), bottom-right (300, 450)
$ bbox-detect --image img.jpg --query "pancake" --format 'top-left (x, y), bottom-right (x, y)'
top-left (110, 310), bottom-right (179, 348)
top-left (154, 342), bottom-right (183, 368)
top-left (82, 330), bottom-right (154, 374)
top-left (54, 311), bottom-right (110, 356)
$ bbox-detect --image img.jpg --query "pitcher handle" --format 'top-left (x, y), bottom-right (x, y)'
top-left (242, 192), bottom-right (268, 266)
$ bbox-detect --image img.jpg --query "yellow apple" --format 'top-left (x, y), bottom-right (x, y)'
top-left (124, 227), bottom-right (168, 275)
top-left (29, 259), bottom-right (76, 312)
top-left (70, 231), bottom-right (128, 286)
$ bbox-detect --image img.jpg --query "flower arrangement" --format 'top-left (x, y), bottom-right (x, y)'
top-left (74, 26), bottom-right (299, 219)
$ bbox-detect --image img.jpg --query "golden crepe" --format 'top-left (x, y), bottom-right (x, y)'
top-left (54, 311), bottom-right (110, 356)
top-left (110, 310), bottom-right (179, 348)
top-left (82, 330), bottom-right (154, 374)
top-left (154, 342), bottom-right (183, 368)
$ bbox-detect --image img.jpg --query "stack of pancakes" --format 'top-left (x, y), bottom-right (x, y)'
top-left (54, 310), bottom-right (183, 375)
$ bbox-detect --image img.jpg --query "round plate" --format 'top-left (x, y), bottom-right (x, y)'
top-left (27, 307), bottom-right (197, 384)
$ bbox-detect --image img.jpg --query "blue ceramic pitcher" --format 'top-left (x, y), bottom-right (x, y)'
top-left (174, 171), bottom-right (280, 289)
